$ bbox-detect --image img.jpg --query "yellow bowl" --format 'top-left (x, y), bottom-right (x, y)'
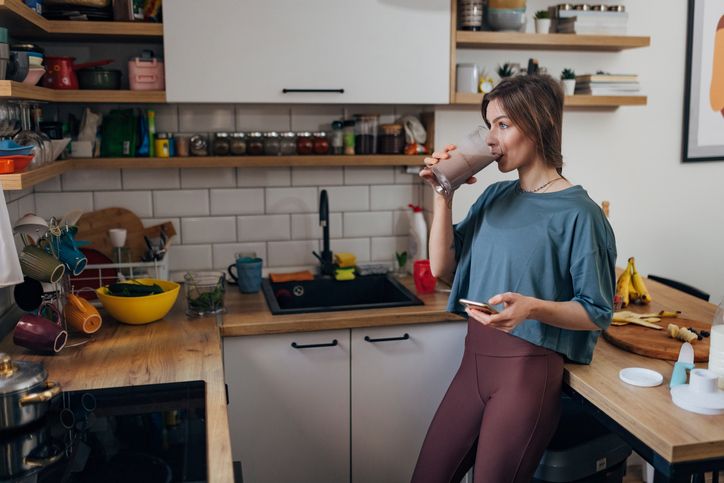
top-left (96, 279), bottom-right (180, 325)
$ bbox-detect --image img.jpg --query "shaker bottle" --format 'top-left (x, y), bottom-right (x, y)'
top-left (429, 125), bottom-right (497, 198)
top-left (708, 298), bottom-right (724, 389)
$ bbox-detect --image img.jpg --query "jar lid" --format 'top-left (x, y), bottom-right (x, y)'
top-left (156, 132), bottom-right (169, 139)
top-left (230, 132), bottom-right (246, 138)
top-left (331, 120), bottom-right (344, 130)
top-left (607, 4), bottom-right (625, 11)
top-left (573, 4), bottom-right (590, 10)
top-left (280, 131), bottom-right (296, 138)
top-left (215, 132), bottom-right (230, 138)
top-left (247, 132), bottom-right (263, 138)
top-left (380, 123), bottom-right (403, 135)
top-left (556, 3), bottom-right (573, 10)
top-left (0, 353), bottom-right (48, 395)
top-left (312, 131), bottom-right (327, 138)
top-left (264, 131), bottom-right (280, 138)
top-left (296, 132), bottom-right (312, 138)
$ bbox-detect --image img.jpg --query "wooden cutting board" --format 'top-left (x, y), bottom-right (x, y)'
top-left (603, 317), bottom-right (711, 362)
top-left (75, 207), bottom-right (175, 263)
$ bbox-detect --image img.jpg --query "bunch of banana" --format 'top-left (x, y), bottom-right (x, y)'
top-left (615, 257), bottom-right (653, 307)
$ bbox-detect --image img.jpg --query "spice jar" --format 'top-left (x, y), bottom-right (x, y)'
top-left (229, 132), bottom-right (247, 156)
top-left (378, 124), bottom-right (404, 154)
top-left (312, 132), bottom-right (330, 155)
top-left (212, 132), bottom-right (231, 156)
top-left (280, 132), bottom-right (297, 155)
top-left (343, 120), bottom-right (355, 155)
top-left (247, 132), bottom-right (265, 156)
top-left (175, 135), bottom-right (190, 157)
top-left (264, 132), bottom-right (281, 156)
top-left (296, 132), bottom-right (314, 155)
top-left (189, 134), bottom-right (208, 156)
top-left (354, 114), bottom-right (379, 155)
top-left (154, 132), bottom-right (170, 158)
top-left (330, 121), bottom-right (344, 155)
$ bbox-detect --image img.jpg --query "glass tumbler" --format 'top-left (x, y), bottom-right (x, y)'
top-left (184, 271), bottom-right (226, 317)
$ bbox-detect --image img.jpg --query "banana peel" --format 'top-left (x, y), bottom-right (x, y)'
top-left (612, 310), bottom-right (663, 330)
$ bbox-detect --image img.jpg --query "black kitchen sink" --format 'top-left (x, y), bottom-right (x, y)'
top-left (262, 274), bottom-right (424, 315)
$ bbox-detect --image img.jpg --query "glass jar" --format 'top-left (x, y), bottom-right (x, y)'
top-left (312, 132), bottom-right (330, 155)
top-left (264, 132), bottom-right (282, 156)
top-left (343, 120), bottom-right (355, 155)
top-left (296, 132), bottom-right (314, 155)
top-left (280, 131), bottom-right (297, 155)
top-left (247, 132), bottom-right (265, 156)
top-left (354, 114), bottom-right (379, 155)
top-left (378, 124), bottom-right (404, 154)
top-left (154, 132), bottom-right (170, 158)
top-left (330, 121), bottom-right (344, 155)
top-left (212, 132), bottom-right (231, 156)
top-left (229, 132), bottom-right (247, 156)
top-left (189, 134), bottom-right (208, 156)
top-left (184, 271), bottom-right (226, 317)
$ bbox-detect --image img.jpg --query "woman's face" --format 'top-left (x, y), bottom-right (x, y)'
top-left (485, 99), bottom-right (539, 173)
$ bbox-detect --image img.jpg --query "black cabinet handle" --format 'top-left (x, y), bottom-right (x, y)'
top-left (282, 88), bottom-right (345, 94)
top-left (291, 339), bottom-right (338, 349)
top-left (364, 333), bottom-right (410, 343)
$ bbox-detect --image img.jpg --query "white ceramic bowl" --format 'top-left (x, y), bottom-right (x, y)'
top-left (487, 8), bottom-right (526, 31)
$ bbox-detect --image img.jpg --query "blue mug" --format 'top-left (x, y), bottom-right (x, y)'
top-left (228, 257), bottom-right (263, 293)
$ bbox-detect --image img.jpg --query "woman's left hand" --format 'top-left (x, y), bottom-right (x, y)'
top-left (465, 292), bottom-right (537, 333)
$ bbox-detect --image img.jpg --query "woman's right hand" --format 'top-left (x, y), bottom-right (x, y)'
top-left (419, 144), bottom-right (478, 194)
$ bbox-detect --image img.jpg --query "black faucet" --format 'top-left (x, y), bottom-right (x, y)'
top-left (313, 189), bottom-right (335, 276)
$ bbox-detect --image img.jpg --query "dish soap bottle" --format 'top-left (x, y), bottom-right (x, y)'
top-left (407, 204), bottom-right (428, 273)
top-left (709, 298), bottom-right (724, 389)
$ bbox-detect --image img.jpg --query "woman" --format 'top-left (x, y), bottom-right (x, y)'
top-left (412, 74), bottom-right (616, 483)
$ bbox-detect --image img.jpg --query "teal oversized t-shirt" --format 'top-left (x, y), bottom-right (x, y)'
top-left (448, 180), bottom-right (617, 364)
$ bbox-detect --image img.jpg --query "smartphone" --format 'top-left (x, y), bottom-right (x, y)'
top-left (458, 298), bottom-right (498, 314)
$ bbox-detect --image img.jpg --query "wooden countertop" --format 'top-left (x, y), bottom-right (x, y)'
top-left (221, 275), bottom-right (463, 336)
top-left (0, 301), bottom-right (234, 483)
top-left (565, 277), bottom-right (722, 464)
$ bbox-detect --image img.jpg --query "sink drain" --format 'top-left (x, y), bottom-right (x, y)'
top-left (292, 285), bottom-right (305, 297)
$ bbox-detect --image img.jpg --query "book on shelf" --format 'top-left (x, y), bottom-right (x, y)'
top-left (574, 87), bottom-right (641, 96)
top-left (576, 74), bottom-right (638, 83)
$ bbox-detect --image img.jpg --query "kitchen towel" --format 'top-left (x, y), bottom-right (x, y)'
top-left (0, 187), bottom-right (23, 287)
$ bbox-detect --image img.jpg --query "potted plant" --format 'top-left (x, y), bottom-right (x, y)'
top-left (561, 68), bottom-right (576, 96)
top-left (497, 63), bottom-right (515, 79)
top-left (534, 10), bottom-right (551, 33)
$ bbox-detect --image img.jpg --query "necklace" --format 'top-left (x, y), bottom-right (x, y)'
top-left (520, 177), bottom-right (563, 193)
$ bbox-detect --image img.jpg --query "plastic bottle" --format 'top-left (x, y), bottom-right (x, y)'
top-left (708, 298), bottom-right (724, 389)
top-left (407, 204), bottom-right (428, 273)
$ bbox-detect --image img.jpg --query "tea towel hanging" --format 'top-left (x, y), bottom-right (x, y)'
top-left (0, 187), bottom-right (23, 287)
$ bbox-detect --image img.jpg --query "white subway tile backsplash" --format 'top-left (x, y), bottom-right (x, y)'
top-left (34, 177), bottom-right (61, 192)
top-left (321, 186), bottom-right (369, 212)
top-left (238, 214), bottom-right (290, 242)
top-left (393, 209), bottom-right (411, 235)
top-left (330, 238), bottom-right (370, 262)
top-left (235, 105), bottom-right (290, 131)
top-left (152, 104), bottom-right (179, 133)
top-left (5, 199), bottom-right (19, 226)
top-left (181, 168), bottom-right (236, 188)
top-left (394, 166), bottom-right (422, 185)
top-left (179, 104), bottom-right (235, 132)
top-left (123, 169), bottom-right (180, 190)
top-left (210, 189), bottom-right (264, 215)
top-left (168, 244), bottom-right (213, 272)
top-left (344, 211), bottom-right (393, 238)
top-left (237, 167), bottom-right (291, 187)
top-left (213, 243), bottom-right (267, 270)
top-left (267, 240), bottom-right (319, 267)
top-left (141, 217), bottom-right (181, 243)
top-left (370, 185), bottom-right (419, 210)
top-left (154, 190), bottom-right (209, 217)
top-left (292, 167), bottom-right (343, 186)
top-left (62, 169), bottom-right (122, 191)
top-left (291, 213), bottom-right (342, 240)
top-left (35, 192), bottom-right (93, 219)
top-left (5, 189), bottom-right (32, 202)
top-left (266, 187), bottom-right (317, 214)
top-left (371, 236), bottom-right (408, 262)
top-left (181, 217), bottom-right (236, 244)
top-left (94, 191), bottom-right (153, 218)
top-left (16, 193), bottom-right (36, 220)
top-left (290, 106), bottom-right (344, 131)
top-left (344, 167), bottom-right (394, 185)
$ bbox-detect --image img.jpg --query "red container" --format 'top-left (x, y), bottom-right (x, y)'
top-left (413, 259), bottom-right (437, 294)
top-left (41, 57), bottom-right (111, 90)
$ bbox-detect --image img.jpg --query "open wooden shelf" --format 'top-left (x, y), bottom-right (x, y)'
top-left (452, 92), bottom-right (647, 108)
top-left (455, 31), bottom-right (651, 51)
top-left (0, 81), bottom-right (166, 103)
top-left (0, 156), bottom-right (425, 190)
top-left (0, 0), bottom-right (163, 40)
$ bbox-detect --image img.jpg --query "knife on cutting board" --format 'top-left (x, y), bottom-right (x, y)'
top-left (669, 342), bottom-right (695, 388)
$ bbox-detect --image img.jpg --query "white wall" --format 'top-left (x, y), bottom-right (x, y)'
top-left (432, 0), bottom-right (724, 304)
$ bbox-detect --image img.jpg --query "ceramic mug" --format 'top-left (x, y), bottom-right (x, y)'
top-left (19, 245), bottom-right (65, 283)
top-left (13, 276), bottom-right (44, 312)
top-left (64, 293), bottom-right (102, 334)
top-left (228, 257), bottom-right (263, 293)
top-left (53, 231), bottom-right (87, 276)
top-left (14, 303), bottom-right (67, 354)
top-left (413, 259), bottom-right (437, 294)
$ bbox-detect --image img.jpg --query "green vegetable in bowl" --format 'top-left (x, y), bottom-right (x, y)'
top-left (107, 281), bottom-right (164, 297)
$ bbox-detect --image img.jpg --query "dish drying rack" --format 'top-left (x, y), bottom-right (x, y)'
top-left (70, 256), bottom-right (170, 294)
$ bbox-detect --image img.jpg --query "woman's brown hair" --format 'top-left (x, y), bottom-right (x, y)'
top-left (481, 74), bottom-right (564, 174)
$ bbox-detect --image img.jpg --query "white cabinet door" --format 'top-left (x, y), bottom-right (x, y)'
top-left (164, 0), bottom-right (450, 104)
top-left (224, 330), bottom-right (350, 483)
top-left (351, 322), bottom-right (467, 483)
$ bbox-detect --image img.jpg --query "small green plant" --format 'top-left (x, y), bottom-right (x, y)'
top-left (497, 63), bottom-right (515, 78)
top-left (534, 9), bottom-right (549, 19)
top-left (561, 68), bottom-right (576, 80)
top-left (395, 251), bottom-right (408, 270)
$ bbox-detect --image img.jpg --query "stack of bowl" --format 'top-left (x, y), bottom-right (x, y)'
top-left (6, 43), bottom-right (45, 85)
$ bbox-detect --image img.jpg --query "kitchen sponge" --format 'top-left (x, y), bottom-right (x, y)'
top-left (334, 252), bottom-right (357, 268)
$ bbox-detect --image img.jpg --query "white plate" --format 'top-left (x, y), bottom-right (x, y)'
top-left (619, 367), bottom-right (663, 387)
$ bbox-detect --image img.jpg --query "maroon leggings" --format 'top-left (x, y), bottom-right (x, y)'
top-left (412, 320), bottom-right (564, 483)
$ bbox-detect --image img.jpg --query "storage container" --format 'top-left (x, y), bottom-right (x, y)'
top-left (128, 56), bottom-right (165, 91)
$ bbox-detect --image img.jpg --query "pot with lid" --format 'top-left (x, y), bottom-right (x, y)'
top-left (0, 353), bottom-right (61, 431)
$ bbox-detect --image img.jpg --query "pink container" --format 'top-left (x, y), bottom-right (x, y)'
top-left (128, 57), bottom-right (165, 90)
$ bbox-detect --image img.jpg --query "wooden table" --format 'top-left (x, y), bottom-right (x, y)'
top-left (564, 277), bottom-right (722, 482)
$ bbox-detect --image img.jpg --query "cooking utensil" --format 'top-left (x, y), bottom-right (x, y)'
top-left (670, 342), bottom-right (695, 388)
top-left (41, 57), bottom-right (112, 90)
top-left (77, 67), bottom-right (122, 90)
top-left (0, 353), bottom-right (61, 431)
top-left (618, 367), bottom-right (663, 387)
